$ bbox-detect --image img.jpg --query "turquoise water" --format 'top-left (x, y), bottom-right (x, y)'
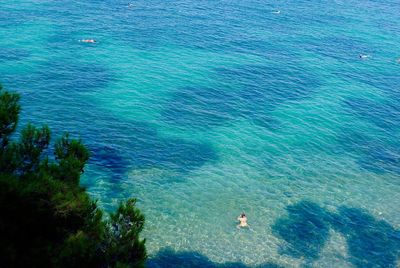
top-left (1, 0), bottom-right (400, 267)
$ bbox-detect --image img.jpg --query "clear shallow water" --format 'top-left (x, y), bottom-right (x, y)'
top-left (1, 0), bottom-right (400, 267)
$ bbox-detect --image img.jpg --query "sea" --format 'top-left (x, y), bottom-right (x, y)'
top-left (1, 0), bottom-right (400, 267)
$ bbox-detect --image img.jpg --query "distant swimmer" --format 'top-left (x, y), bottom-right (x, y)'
top-left (237, 213), bottom-right (249, 229)
top-left (128, 3), bottom-right (134, 8)
top-left (359, 54), bottom-right (369, 59)
top-left (272, 10), bottom-right (281, 14)
top-left (80, 39), bottom-right (96, 43)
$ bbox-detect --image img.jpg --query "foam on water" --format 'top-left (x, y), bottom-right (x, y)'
top-left (1, 0), bottom-right (400, 267)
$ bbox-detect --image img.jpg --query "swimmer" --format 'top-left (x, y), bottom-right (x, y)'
top-left (128, 3), bottom-right (134, 8)
top-left (237, 213), bottom-right (249, 229)
top-left (272, 10), bottom-right (281, 14)
top-left (359, 54), bottom-right (369, 59)
top-left (80, 39), bottom-right (96, 43)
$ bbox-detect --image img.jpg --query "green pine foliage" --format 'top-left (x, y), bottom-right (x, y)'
top-left (0, 85), bottom-right (147, 267)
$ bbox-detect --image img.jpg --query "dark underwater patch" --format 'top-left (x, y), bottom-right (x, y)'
top-left (76, 111), bottom-right (218, 177)
top-left (273, 201), bottom-right (400, 267)
top-left (272, 201), bottom-right (333, 261)
top-left (148, 247), bottom-right (285, 268)
top-left (331, 206), bottom-right (400, 268)
top-left (88, 144), bottom-right (130, 178)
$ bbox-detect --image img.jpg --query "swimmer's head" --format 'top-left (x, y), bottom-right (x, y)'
top-left (241, 213), bottom-right (246, 217)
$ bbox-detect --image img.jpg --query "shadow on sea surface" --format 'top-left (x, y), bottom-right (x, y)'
top-left (273, 201), bottom-right (400, 268)
top-left (147, 248), bottom-right (284, 268)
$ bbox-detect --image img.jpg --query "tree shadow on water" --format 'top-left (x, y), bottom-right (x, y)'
top-left (272, 201), bottom-right (400, 268)
top-left (147, 248), bottom-right (284, 268)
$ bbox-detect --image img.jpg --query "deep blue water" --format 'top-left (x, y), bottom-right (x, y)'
top-left (1, 0), bottom-right (400, 267)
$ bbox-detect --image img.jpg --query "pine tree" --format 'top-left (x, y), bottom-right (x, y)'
top-left (0, 84), bottom-right (147, 267)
